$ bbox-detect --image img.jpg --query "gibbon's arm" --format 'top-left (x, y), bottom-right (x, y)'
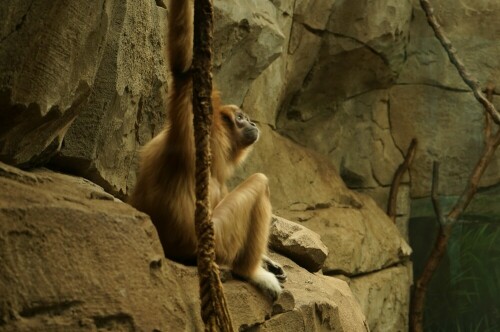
top-left (164, 0), bottom-right (196, 169)
top-left (168, 0), bottom-right (193, 76)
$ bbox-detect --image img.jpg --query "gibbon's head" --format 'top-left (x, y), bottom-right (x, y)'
top-left (220, 104), bottom-right (260, 148)
top-left (210, 91), bottom-right (259, 170)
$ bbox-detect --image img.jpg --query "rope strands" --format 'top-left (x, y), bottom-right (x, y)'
top-left (191, 0), bottom-right (234, 331)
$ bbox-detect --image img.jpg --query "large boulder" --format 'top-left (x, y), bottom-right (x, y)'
top-left (0, 162), bottom-right (368, 331)
top-left (269, 216), bottom-right (329, 272)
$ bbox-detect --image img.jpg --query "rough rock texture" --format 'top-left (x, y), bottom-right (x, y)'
top-left (0, 0), bottom-right (168, 195)
top-left (0, 162), bottom-right (368, 331)
top-left (52, 0), bottom-right (168, 198)
top-left (213, 0), bottom-right (285, 106)
top-left (274, 0), bottom-right (500, 202)
top-left (232, 127), bottom-right (412, 276)
top-left (0, 0), bottom-right (105, 166)
top-left (269, 216), bottom-right (329, 272)
top-left (392, 0), bottom-right (500, 197)
top-left (348, 263), bottom-right (413, 332)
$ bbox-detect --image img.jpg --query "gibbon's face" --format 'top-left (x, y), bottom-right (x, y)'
top-left (221, 105), bottom-right (259, 147)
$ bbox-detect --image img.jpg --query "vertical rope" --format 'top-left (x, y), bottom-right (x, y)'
top-left (192, 0), bottom-right (234, 331)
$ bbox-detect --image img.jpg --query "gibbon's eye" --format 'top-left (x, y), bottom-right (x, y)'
top-left (236, 114), bottom-right (244, 121)
top-left (222, 113), bottom-right (232, 124)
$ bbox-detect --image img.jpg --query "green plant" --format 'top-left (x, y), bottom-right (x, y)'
top-left (424, 222), bottom-right (500, 331)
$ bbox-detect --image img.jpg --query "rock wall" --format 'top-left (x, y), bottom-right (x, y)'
top-left (4, 0), bottom-right (497, 331)
top-left (275, 0), bottom-right (500, 238)
top-left (0, 0), bottom-right (168, 198)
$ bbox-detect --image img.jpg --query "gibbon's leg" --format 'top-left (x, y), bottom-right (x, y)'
top-left (212, 173), bottom-right (282, 300)
top-left (262, 255), bottom-right (287, 282)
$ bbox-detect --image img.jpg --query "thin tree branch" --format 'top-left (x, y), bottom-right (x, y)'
top-left (430, 162), bottom-right (444, 224)
top-left (447, 139), bottom-right (500, 223)
top-left (419, 0), bottom-right (500, 124)
top-left (484, 86), bottom-right (494, 140)
top-left (387, 138), bottom-right (418, 222)
top-left (410, 223), bottom-right (453, 332)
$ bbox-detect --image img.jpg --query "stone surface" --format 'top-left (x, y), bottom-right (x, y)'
top-left (399, 0), bottom-right (500, 90)
top-left (213, 0), bottom-right (285, 106)
top-left (0, 0), bottom-right (105, 166)
top-left (269, 216), bottom-right (329, 272)
top-left (389, 84), bottom-right (491, 197)
top-left (52, 0), bottom-right (168, 199)
top-left (232, 127), bottom-right (412, 276)
top-left (294, 194), bottom-right (412, 276)
top-left (281, 89), bottom-right (405, 190)
top-left (246, 263), bottom-right (369, 332)
top-left (0, 0), bottom-right (168, 197)
top-left (0, 162), bottom-right (368, 331)
top-left (288, 0), bottom-right (411, 109)
top-left (348, 263), bottom-right (413, 332)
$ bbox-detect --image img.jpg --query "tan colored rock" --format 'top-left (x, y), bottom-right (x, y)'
top-left (292, 195), bottom-right (412, 275)
top-left (230, 126), bottom-right (349, 210)
top-left (281, 90), bottom-right (404, 189)
top-left (213, 0), bottom-right (285, 106)
top-left (399, 0), bottom-right (500, 91)
top-left (389, 84), bottom-right (491, 197)
top-left (250, 255), bottom-right (369, 332)
top-left (0, 163), bottom-right (177, 330)
top-left (279, 0), bottom-right (412, 122)
top-left (233, 127), bottom-right (411, 275)
top-left (328, 0), bottom-right (412, 78)
top-left (53, 1), bottom-right (168, 198)
top-left (348, 263), bottom-right (413, 332)
top-left (393, 0), bottom-right (500, 197)
top-left (0, 0), bottom-right (107, 166)
top-left (269, 216), bottom-right (329, 272)
top-left (359, 183), bottom-right (412, 241)
top-left (0, 162), bottom-right (368, 331)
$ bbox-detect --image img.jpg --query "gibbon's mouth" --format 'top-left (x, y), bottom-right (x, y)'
top-left (241, 126), bottom-right (259, 146)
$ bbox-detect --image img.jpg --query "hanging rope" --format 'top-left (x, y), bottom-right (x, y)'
top-left (191, 0), bottom-right (234, 331)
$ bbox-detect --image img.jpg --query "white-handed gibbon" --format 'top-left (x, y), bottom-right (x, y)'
top-left (129, 0), bottom-right (285, 300)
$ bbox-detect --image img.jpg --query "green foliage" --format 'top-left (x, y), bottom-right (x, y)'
top-left (424, 222), bottom-right (500, 331)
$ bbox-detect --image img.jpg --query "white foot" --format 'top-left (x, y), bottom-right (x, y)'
top-left (250, 267), bottom-right (283, 301)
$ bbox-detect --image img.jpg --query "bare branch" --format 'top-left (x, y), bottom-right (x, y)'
top-left (410, 224), bottom-right (452, 332)
top-left (419, 0), bottom-right (500, 124)
top-left (387, 139), bottom-right (418, 222)
top-left (484, 87), bottom-right (493, 141)
top-left (448, 130), bottom-right (500, 222)
top-left (430, 162), bottom-right (444, 225)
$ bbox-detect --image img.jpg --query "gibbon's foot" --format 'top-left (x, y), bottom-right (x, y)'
top-left (263, 256), bottom-right (287, 283)
top-left (250, 267), bottom-right (283, 301)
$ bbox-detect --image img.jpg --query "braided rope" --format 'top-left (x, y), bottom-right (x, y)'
top-left (192, 0), bottom-right (234, 331)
